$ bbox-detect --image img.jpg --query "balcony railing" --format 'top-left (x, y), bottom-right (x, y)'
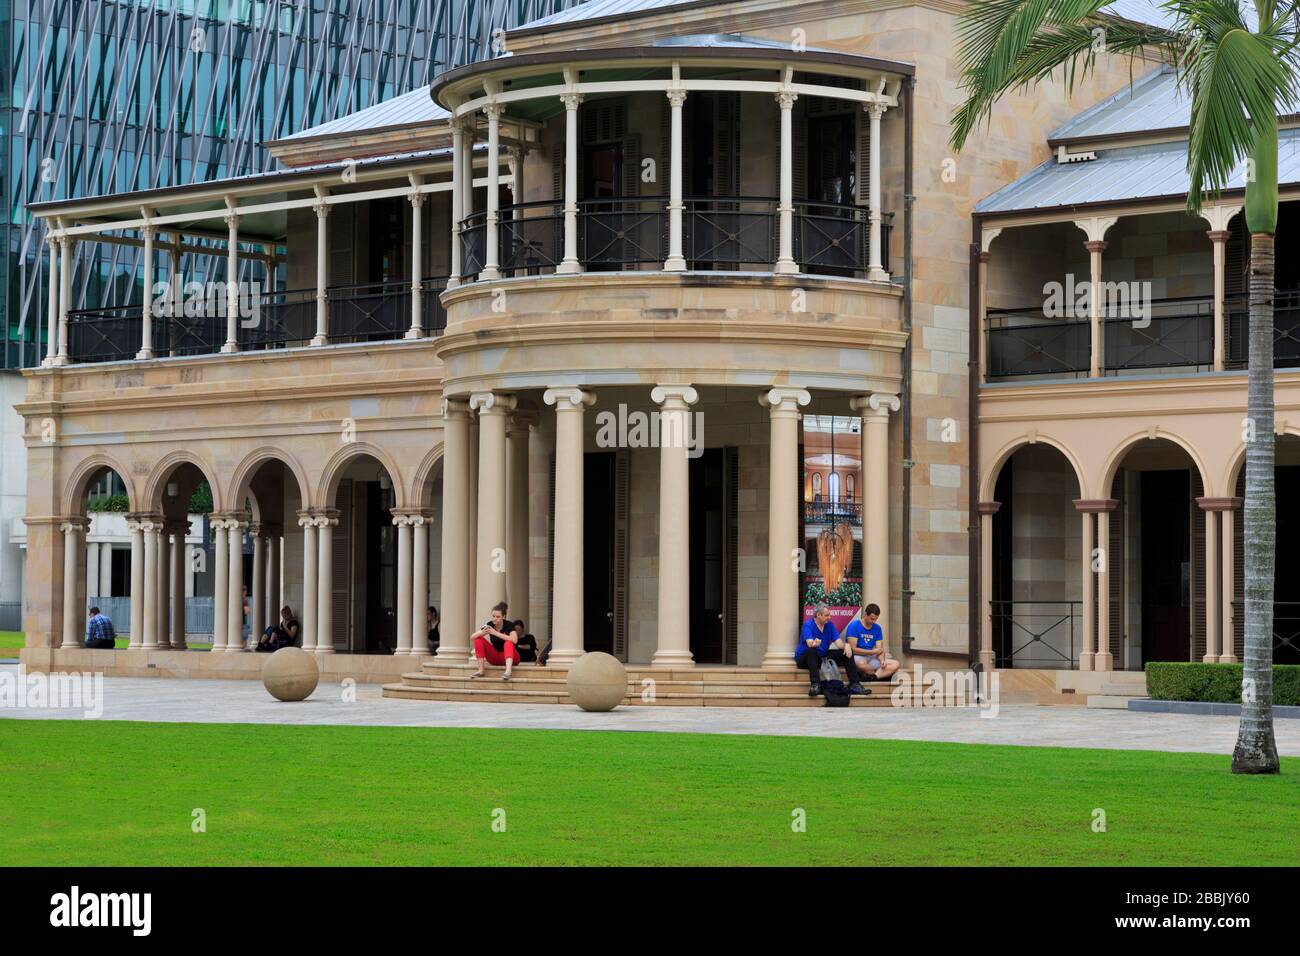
top-left (1226, 290), bottom-right (1300, 369)
top-left (64, 280), bottom-right (448, 363)
top-left (804, 498), bottom-right (863, 526)
top-left (459, 196), bottom-right (891, 280)
top-left (986, 308), bottom-right (1090, 378)
top-left (1104, 295), bottom-right (1214, 372)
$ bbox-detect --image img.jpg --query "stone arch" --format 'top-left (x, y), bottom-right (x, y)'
top-left (981, 434), bottom-right (1087, 502)
top-left (143, 449), bottom-right (222, 514)
top-left (316, 441), bottom-right (407, 511)
top-left (229, 446), bottom-right (313, 519)
top-left (61, 452), bottom-right (138, 516)
top-left (1222, 424), bottom-right (1300, 496)
top-left (1098, 427), bottom-right (1213, 500)
top-left (410, 443), bottom-right (445, 508)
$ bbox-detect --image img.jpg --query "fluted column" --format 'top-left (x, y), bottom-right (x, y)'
top-left (225, 516), bottom-right (246, 651)
top-left (127, 515), bottom-right (146, 647)
top-left (852, 393), bottom-right (900, 639)
top-left (775, 91), bottom-right (798, 274)
top-left (978, 502), bottom-right (1001, 671)
top-left (665, 88), bottom-right (688, 271)
top-left (506, 410), bottom-right (534, 621)
top-left (651, 384), bottom-right (698, 667)
top-left (298, 512), bottom-right (317, 651)
top-left (471, 391), bottom-right (516, 620)
top-left (393, 512), bottom-right (414, 654)
top-left (61, 518), bottom-right (88, 648)
top-left (315, 511), bottom-right (338, 653)
top-left (543, 387), bottom-right (596, 665)
top-left (438, 399), bottom-right (473, 660)
top-left (411, 511), bottom-right (431, 655)
top-left (557, 92), bottom-right (583, 274)
top-left (761, 386), bottom-right (811, 665)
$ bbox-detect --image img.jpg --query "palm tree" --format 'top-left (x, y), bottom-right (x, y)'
top-left (951, 0), bottom-right (1290, 772)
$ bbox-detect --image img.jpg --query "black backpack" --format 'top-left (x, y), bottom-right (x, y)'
top-left (822, 679), bottom-right (851, 707)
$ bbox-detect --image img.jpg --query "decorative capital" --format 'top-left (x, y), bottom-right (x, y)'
top-left (667, 89), bottom-right (689, 108)
top-left (1084, 239), bottom-right (1108, 254)
top-left (469, 391), bottom-right (517, 415)
top-left (560, 91), bottom-right (584, 110)
top-left (314, 199), bottom-right (331, 220)
top-left (483, 101), bottom-right (506, 119)
top-left (408, 190), bottom-right (426, 210)
top-left (1073, 498), bottom-right (1119, 514)
top-left (650, 384), bottom-right (698, 408)
top-left (223, 209), bottom-right (239, 229)
top-left (441, 396), bottom-right (472, 420)
top-left (60, 516), bottom-right (89, 535)
top-left (852, 393), bottom-right (900, 417)
top-left (543, 387), bottom-right (596, 410)
top-left (759, 386), bottom-right (811, 413)
top-left (977, 501), bottom-right (1002, 516)
top-left (1196, 496), bottom-right (1243, 512)
top-left (1205, 229), bottom-right (1230, 243)
top-left (865, 101), bottom-right (887, 119)
top-left (774, 90), bottom-right (797, 110)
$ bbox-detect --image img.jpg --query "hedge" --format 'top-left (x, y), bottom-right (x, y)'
top-left (1145, 662), bottom-right (1300, 706)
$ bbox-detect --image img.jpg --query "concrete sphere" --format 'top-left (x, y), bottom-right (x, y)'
top-left (566, 652), bottom-right (628, 712)
top-left (262, 646), bottom-right (320, 702)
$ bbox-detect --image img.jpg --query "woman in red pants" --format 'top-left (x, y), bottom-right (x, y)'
top-left (471, 601), bottom-right (520, 680)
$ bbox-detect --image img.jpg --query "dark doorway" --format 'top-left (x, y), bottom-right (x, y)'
top-left (689, 447), bottom-right (737, 664)
top-left (806, 113), bottom-right (856, 205)
top-left (991, 463), bottom-right (1014, 665)
top-left (366, 196), bottom-right (407, 284)
top-left (584, 452), bottom-right (616, 655)
top-left (363, 481), bottom-right (397, 653)
top-left (1274, 465), bottom-right (1300, 665)
top-left (1140, 469), bottom-right (1190, 663)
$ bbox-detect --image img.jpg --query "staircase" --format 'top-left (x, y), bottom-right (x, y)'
top-left (383, 661), bottom-right (973, 708)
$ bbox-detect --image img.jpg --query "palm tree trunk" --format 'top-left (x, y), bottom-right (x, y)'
top-left (1232, 231), bottom-right (1280, 774)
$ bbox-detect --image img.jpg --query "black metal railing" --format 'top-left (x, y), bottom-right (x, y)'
top-left (422, 276), bottom-right (449, 335)
top-left (803, 498), bottom-right (863, 526)
top-left (500, 200), bottom-right (564, 275)
top-left (583, 196), bottom-right (667, 268)
top-left (1104, 295), bottom-right (1214, 372)
top-left (1230, 600), bottom-right (1300, 663)
top-left (241, 287), bottom-right (316, 350)
top-left (1226, 290), bottom-right (1300, 369)
top-left (327, 280), bottom-right (411, 344)
top-left (986, 308), bottom-right (1091, 378)
top-left (991, 599), bottom-right (1080, 669)
top-left (460, 209), bottom-right (488, 278)
top-left (683, 196), bottom-right (773, 268)
top-left (794, 199), bottom-right (891, 276)
top-left (66, 304), bottom-right (144, 363)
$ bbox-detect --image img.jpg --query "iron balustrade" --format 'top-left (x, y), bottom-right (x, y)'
top-left (422, 276), bottom-right (450, 335)
top-left (500, 200), bottom-right (564, 275)
top-left (241, 287), bottom-right (316, 350)
top-left (66, 304), bottom-right (145, 363)
top-left (986, 308), bottom-right (1091, 378)
top-left (460, 209), bottom-right (488, 278)
top-left (1226, 289), bottom-right (1300, 369)
top-left (327, 280), bottom-right (414, 344)
top-left (803, 498), bottom-right (863, 526)
top-left (991, 600), bottom-right (1081, 669)
top-left (1103, 295), bottom-right (1214, 372)
top-left (793, 199), bottom-right (892, 277)
top-left (683, 196), bottom-right (773, 268)
top-left (582, 196), bottom-right (667, 267)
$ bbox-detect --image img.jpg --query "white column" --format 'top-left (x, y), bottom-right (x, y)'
top-left (1221, 504), bottom-right (1238, 663)
top-left (471, 391), bottom-right (515, 618)
top-left (1095, 507), bottom-right (1114, 671)
top-left (167, 245), bottom-right (182, 357)
top-left (299, 514), bottom-right (317, 651)
top-left (61, 520), bottom-right (84, 648)
top-left (140, 520), bottom-right (158, 649)
top-left (158, 524), bottom-right (171, 648)
top-left (99, 542), bottom-right (113, 598)
top-left (251, 529), bottom-right (266, 641)
top-left (651, 384), bottom-right (698, 667)
top-left (394, 513), bottom-right (414, 654)
top-left (1203, 503), bottom-right (1221, 663)
top-left (128, 517), bottom-right (145, 647)
top-left (411, 512), bottom-right (431, 655)
top-left (56, 235), bottom-right (73, 364)
top-left (979, 504), bottom-right (999, 671)
top-left (265, 531), bottom-right (279, 637)
top-left (1079, 508), bottom-right (1095, 670)
top-left (775, 91), bottom-right (798, 274)
top-left (315, 513), bottom-right (336, 653)
top-left (506, 412), bottom-right (532, 622)
top-left (211, 519), bottom-right (229, 651)
top-left (221, 209), bottom-right (240, 353)
top-left (482, 103), bottom-right (503, 281)
top-left (170, 524), bottom-right (187, 649)
top-left (45, 234), bottom-right (59, 365)
top-left (86, 538), bottom-right (100, 602)
top-left (543, 387), bottom-right (595, 665)
top-left (138, 223), bottom-right (156, 359)
top-left (407, 190), bottom-right (425, 338)
top-left (665, 89), bottom-right (688, 271)
top-left (312, 198), bottom-right (329, 346)
top-left (852, 393), bottom-right (900, 639)
top-left (438, 400), bottom-right (473, 660)
top-left (866, 103), bottom-right (888, 282)
top-left (557, 92), bottom-right (583, 274)
top-left (448, 122), bottom-right (464, 289)
top-left (762, 387), bottom-right (810, 665)
top-left (226, 517), bottom-right (245, 651)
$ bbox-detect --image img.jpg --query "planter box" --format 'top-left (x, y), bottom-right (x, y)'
top-left (1129, 699), bottom-right (1300, 719)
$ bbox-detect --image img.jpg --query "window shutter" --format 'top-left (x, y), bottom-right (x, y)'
top-left (613, 449), bottom-right (629, 662)
top-left (1191, 469), bottom-right (1206, 662)
top-left (724, 446), bottom-right (739, 665)
top-left (328, 202), bottom-right (355, 287)
top-left (1108, 470), bottom-right (1125, 665)
top-left (856, 108), bottom-right (871, 206)
top-left (551, 139), bottom-right (564, 204)
top-left (332, 478), bottom-right (353, 652)
top-left (660, 95), bottom-right (671, 199)
top-left (621, 134), bottom-right (640, 198)
top-left (713, 92), bottom-right (740, 198)
top-left (792, 99), bottom-right (808, 201)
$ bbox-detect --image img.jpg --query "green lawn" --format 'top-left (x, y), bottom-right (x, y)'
top-left (0, 633), bottom-right (212, 651)
top-left (1, 720), bottom-right (1296, 865)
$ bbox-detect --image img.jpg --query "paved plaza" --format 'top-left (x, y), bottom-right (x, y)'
top-left (2, 663), bottom-right (1297, 756)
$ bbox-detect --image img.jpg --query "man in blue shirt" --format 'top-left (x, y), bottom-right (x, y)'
top-left (843, 603), bottom-right (900, 681)
top-left (794, 603), bottom-right (867, 697)
top-left (85, 606), bottom-right (116, 649)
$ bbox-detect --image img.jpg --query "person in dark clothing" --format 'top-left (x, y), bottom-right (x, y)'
top-left (794, 603), bottom-right (867, 698)
top-left (426, 606), bottom-right (440, 653)
top-left (512, 620), bottom-right (538, 663)
top-left (255, 605), bottom-right (300, 652)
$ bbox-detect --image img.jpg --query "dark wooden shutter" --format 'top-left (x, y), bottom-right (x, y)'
top-left (660, 95), bottom-right (671, 198)
top-left (551, 139), bottom-right (564, 203)
top-left (1108, 470), bottom-right (1125, 666)
top-left (723, 446), bottom-right (739, 665)
top-left (612, 449), bottom-right (629, 662)
top-left (328, 202), bottom-right (355, 287)
top-left (714, 93), bottom-right (740, 198)
top-left (621, 134), bottom-right (640, 198)
top-left (856, 107), bottom-right (871, 205)
top-left (332, 478), bottom-right (352, 652)
top-left (792, 99), bottom-right (808, 201)
top-left (1191, 469), bottom-right (1206, 661)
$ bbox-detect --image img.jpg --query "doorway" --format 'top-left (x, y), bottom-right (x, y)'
top-left (1140, 469), bottom-right (1190, 663)
top-left (584, 452), bottom-right (616, 655)
top-left (689, 448), bottom-right (738, 664)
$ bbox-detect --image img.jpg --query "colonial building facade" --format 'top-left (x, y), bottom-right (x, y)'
top-left (21, 0), bottom-right (1209, 693)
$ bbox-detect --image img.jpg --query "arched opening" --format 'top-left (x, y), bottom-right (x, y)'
top-left (148, 459), bottom-right (217, 649)
top-left (323, 452), bottom-right (399, 653)
top-left (414, 457), bottom-right (445, 655)
top-left (66, 462), bottom-right (133, 647)
top-left (234, 455), bottom-right (308, 651)
top-left (988, 443), bottom-right (1082, 669)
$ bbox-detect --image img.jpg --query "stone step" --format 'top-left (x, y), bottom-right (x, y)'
top-left (380, 682), bottom-right (956, 707)
top-left (399, 671), bottom-right (904, 695)
top-left (1087, 695), bottom-right (1143, 710)
top-left (418, 662), bottom-right (808, 683)
top-left (1097, 682), bottom-right (1149, 697)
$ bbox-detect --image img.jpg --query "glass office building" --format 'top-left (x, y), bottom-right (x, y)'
top-left (1, 0), bottom-right (575, 368)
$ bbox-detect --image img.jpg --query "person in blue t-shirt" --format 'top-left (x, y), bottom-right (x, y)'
top-left (843, 603), bottom-right (900, 681)
top-left (794, 603), bottom-right (868, 698)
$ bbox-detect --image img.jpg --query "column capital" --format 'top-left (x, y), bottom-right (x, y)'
top-left (1196, 496), bottom-right (1243, 512)
top-left (978, 501), bottom-right (1002, 516)
top-left (977, 250), bottom-right (992, 264)
top-left (483, 100), bottom-right (506, 119)
top-left (312, 509), bottom-right (340, 529)
top-left (851, 392), bottom-right (901, 417)
top-left (774, 90), bottom-right (797, 109)
top-left (559, 91), bottom-right (584, 110)
top-left (650, 384), bottom-right (698, 408)
top-left (667, 88), bottom-right (689, 108)
top-left (543, 386), bottom-right (597, 409)
top-left (59, 516), bottom-right (90, 534)
top-left (441, 396), bottom-right (472, 420)
top-left (509, 407), bottom-right (540, 432)
top-left (1083, 239), bottom-right (1108, 254)
top-left (313, 198), bottom-right (331, 219)
top-left (58, 234), bottom-right (75, 251)
top-left (47, 232), bottom-right (59, 250)
top-left (469, 391), bottom-right (517, 415)
top-left (296, 510), bottom-right (316, 530)
top-left (408, 190), bottom-right (426, 210)
top-left (223, 209), bottom-right (240, 229)
top-left (392, 507), bottom-right (434, 526)
top-left (1206, 229), bottom-right (1230, 243)
top-left (759, 386), bottom-right (811, 414)
top-left (865, 100), bottom-right (887, 119)
top-left (1073, 498), bottom-right (1118, 513)
top-left (125, 512), bottom-right (164, 531)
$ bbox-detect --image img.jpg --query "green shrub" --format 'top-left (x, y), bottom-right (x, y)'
top-left (188, 482), bottom-right (213, 514)
top-left (1145, 662), bottom-right (1300, 706)
top-left (85, 493), bottom-right (129, 513)
top-left (803, 579), bottom-right (863, 607)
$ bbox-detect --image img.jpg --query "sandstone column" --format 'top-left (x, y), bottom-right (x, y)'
top-left (471, 391), bottom-right (515, 620)
top-left (394, 512), bottom-right (414, 654)
top-left (1094, 504), bottom-right (1116, 671)
top-left (761, 386), bottom-right (810, 666)
top-left (978, 502), bottom-right (1001, 672)
top-left (852, 393), bottom-right (899, 640)
top-left (299, 512), bottom-right (317, 651)
top-left (251, 527), bottom-right (266, 640)
top-left (61, 519), bottom-right (86, 648)
top-left (506, 410), bottom-right (533, 623)
top-left (99, 541), bottom-right (113, 599)
top-left (543, 387), bottom-right (596, 665)
top-left (266, 530), bottom-right (280, 627)
top-left (438, 399), bottom-right (473, 660)
top-left (226, 516), bottom-right (246, 651)
top-left (128, 515), bottom-right (146, 648)
top-left (1220, 498), bottom-right (1241, 663)
top-left (651, 385), bottom-right (698, 667)
top-left (141, 518), bottom-right (161, 649)
top-left (211, 518), bottom-right (229, 651)
top-left (411, 511), bottom-right (431, 655)
top-left (315, 511), bottom-right (337, 653)
top-left (158, 523), bottom-right (171, 648)
top-left (1076, 506), bottom-right (1096, 671)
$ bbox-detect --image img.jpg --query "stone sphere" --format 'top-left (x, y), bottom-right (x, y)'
top-left (566, 652), bottom-right (628, 712)
top-left (262, 647), bottom-right (320, 702)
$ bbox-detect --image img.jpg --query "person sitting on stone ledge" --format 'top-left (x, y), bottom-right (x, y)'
top-left (255, 606), bottom-right (300, 653)
top-left (426, 606), bottom-right (440, 654)
top-left (512, 620), bottom-right (539, 663)
top-left (85, 606), bottom-right (116, 649)
top-left (844, 603), bottom-right (900, 682)
top-left (471, 601), bottom-right (520, 680)
top-left (795, 603), bottom-right (866, 698)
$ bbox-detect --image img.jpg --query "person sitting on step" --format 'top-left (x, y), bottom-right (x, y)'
top-left (512, 620), bottom-right (539, 663)
top-left (255, 605), bottom-right (300, 653)
top-left (471, 602), bottom-right (520, 680)
top-left (844, 603), bottom-right (900, 682)
top-left (85, 606), bottom-right (116, 649)
top-left (794, 603), bottom-right (866, 698)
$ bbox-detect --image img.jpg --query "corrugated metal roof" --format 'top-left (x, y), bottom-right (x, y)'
top-left (1050, 67), bottom-right (1187, 141)
top-left (279, 86), bottom-right (449, 142)
top-left (975, 128), bottom-right (1300, 214)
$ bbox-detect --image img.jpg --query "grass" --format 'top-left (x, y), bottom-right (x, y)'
top-left (0, 633), bottom-right (212, 651)
top-left (1, 720), bottom-right (1297, 866)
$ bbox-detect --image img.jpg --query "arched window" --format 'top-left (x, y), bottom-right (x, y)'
top-left (828, 472), bottom-right (841, 502)
top-left (846, 474), bottom-right (855, 502)
top-left (812, 473), bottom-right (822, 500)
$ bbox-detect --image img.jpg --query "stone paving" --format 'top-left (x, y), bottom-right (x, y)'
top-left (1, 663), bottom-right (1297, 756)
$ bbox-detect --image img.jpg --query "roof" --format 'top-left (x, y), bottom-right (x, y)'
top-left (274, 86), bottom-right (449, 144)
top-left (1049, 67), bottom-right (1187, 143)
top-left (975, 128), bottom-right (1300, 215)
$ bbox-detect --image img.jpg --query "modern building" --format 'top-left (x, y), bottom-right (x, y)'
top-left (18, 0), bottom-right (1261, 701)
